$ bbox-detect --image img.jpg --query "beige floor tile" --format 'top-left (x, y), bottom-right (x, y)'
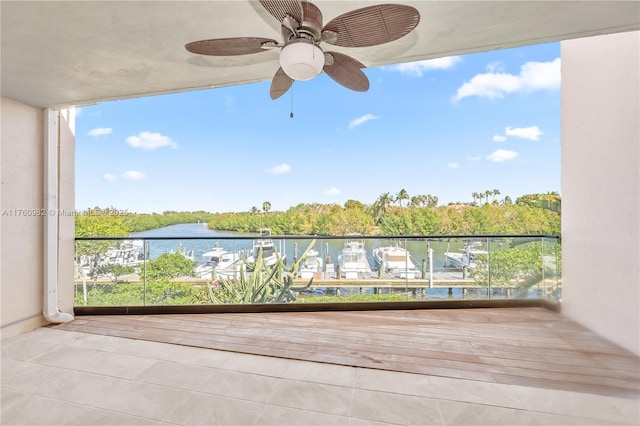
top-left (1, 362), bottom-right (74, 398)
top-left (196, 367), bottom-right (287, 403)
top-left (163, 390), bottom-right (265, 425)
top-left (1, 392), bottom-right (169, 426)
top-left (0, 357), bottom-right (32, 381)
top-left (267, 380), bottom-right (354, 417)
top-left (355, 368), bottom-right (526, 410)
top-left (221, 352), bottom-right (357, 387)
top-left (0, 389), bottom-right (30, 415)
top-left (68, 333), bottom-right (189, 360)
top-left (166, 344), bottom-right (233, 368)
top-left (1, 335), bottom-right (63, 362)
top-left (255, 404), bottom-right (353, 425)
top-left (348, 417), bottom-right (400, 426)
top-left (500, 386), bottom-right (640, 424)
top-left (0, 393), bottom-right (91, 425)
top-left (2, 362), bottom-right (190, 422)
top-left (134, 359), bottom-right (219, 391)
top-left (350, 388), bottom-right (443, 426)
top-left (32, 345), bottom-right (159, 379)
top-left (437, 399), bottom-right (623, 426)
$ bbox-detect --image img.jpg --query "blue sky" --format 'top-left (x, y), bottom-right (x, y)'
top-left (76, 42), bottom-right (560, 214)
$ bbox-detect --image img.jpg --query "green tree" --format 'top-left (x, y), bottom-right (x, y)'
top-left (145, 253), bottom-right (196, 281)
top-left (395, 189), bottom-right (409, 207)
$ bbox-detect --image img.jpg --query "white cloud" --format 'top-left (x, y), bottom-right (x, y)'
top-left (88, 127), bottom-right (112, 137)
top-left (268, 164), bottom-right (291, 175)
top-left (486, 62), bottom-right (506, 73)
top-left (447, 162), bottom-right (459, 169)
top-left (387, 56), bottom-right (462, 77)
top-left (122, 170), bottom-right (145, 180)
top-left (453, 58), bottom-right (560, 101)
top-left (324, 187), bottom-right (341, 195)
top-left (126, 131), bottom-right (178, 150)
top-left (103, 173), bottom-right (116, 181)
top-left (493, 135), bottom-right (507, 142)
top-left (487, 149), bottom-right (519, 162)
top-left (348, 114), bottom-right (379, 129)
top-left (505, 126), bottom-right (543, 141)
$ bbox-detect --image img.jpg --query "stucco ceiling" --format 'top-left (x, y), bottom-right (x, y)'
top-left (2, 1), bottom-right (639, 108)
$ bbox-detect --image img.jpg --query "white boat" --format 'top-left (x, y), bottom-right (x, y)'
top-left (195, 245), bottom-right (244, 278)
top-left (373, 244), bottom-right (419, 278)
top-left (444, 240), bottom-right (487, 270)
top-left (338, 240), bottom-right (372, 278)
top-left (298, 249), bottom-right (324, 279)
top-left (246, 228), bottom-right (285, 267)
top-left (101, 239), bottom-right (145, 267)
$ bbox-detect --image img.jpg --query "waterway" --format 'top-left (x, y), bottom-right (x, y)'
top-left (129, 223), bottom-right (556, 300)
top-left (130, 222), bottom-right (454, 271)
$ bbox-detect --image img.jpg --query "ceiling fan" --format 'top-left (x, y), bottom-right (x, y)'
top-left (185, 0), bottom-right (420, 99)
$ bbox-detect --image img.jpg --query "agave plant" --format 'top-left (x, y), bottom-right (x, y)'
top-left (206, 239), bottom-right (317, 304)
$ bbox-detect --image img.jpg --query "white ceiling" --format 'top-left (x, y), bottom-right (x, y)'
top-left (2, 1), bottom-right (638, 108)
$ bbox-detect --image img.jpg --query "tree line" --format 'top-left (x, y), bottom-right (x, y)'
top-left (75, 191), bottom-right (561, 237)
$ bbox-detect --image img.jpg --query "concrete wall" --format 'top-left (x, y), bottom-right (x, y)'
top-left (561, 32), bottom-right (640, 355)
top-left (1, 97), bottom-right (75, 336)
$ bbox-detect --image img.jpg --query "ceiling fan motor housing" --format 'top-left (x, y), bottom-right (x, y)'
top-left (280, 38), bottom-right (324, 80)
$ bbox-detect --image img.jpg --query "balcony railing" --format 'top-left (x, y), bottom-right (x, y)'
top-left (74, 234), bottom-right (561, 311)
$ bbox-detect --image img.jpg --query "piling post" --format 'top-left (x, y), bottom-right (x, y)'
top-left (421, 259), bottom-right (427, 279)
top-left (428, 246), bottom-right (434, 288)
top-left (293, 242), bottom-right (298, 263)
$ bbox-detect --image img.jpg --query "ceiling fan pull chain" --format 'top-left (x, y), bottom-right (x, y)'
top-left (290, 84), bottom-right (294, 118)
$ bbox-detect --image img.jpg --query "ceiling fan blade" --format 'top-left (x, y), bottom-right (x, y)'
top-left (260, 0), bottom-right (303, 25)
top-left (323, 52), bottom-right (369, 92)
top-left (270, 67), bottom-right (294, 100)
top-left (185, 37), bottom-right (278, 56)
top-left (323, 4), bottom-right (420, 48)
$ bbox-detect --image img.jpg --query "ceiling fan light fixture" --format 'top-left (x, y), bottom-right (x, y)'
top-left (279, 39), bottom-right (324, 81)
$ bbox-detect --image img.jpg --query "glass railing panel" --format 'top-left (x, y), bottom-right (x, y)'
top-left (74, 234), bottom-right (560, 308)
top-left (74, 238), bottom-right (147, 306)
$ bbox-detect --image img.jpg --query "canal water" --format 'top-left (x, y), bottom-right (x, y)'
top-left (130, 222), bottom-right (455, 271)
top-left (129, 223), bottom-right (551, 300)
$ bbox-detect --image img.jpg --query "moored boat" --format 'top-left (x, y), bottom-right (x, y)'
top-left (298, 248), bottom-right (324, 279)
top-left (338, 239), bottom-right (373, 278)
top-left (444, 240), bottom-right (487, 270)
top-left (246, 228), bottom-right (285, 267)
top-left (373, 244), bottom-right (419, 278)
top-left (195, 245), bottom-right (244, 278)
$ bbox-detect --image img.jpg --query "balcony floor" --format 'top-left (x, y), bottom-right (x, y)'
top-left (2, 307), bottom-right (639, 425)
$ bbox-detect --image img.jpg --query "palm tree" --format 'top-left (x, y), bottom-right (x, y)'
top-left (491, 189), bottom-right (501, 203)
top-left (262, 201), bottom-right (271, 214)
top-left (396, 189), bottom-right (409, 207)
top-left (370, 192), bottom-right (393, 224)
top-left (409, 196), bottom-right (421, 209)
top-left (426, 194), bottom-right (438, 208)
top-left (483, 190), bottom-right (492, 204)
top-left (471, 192), bottom-right (480, 205)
